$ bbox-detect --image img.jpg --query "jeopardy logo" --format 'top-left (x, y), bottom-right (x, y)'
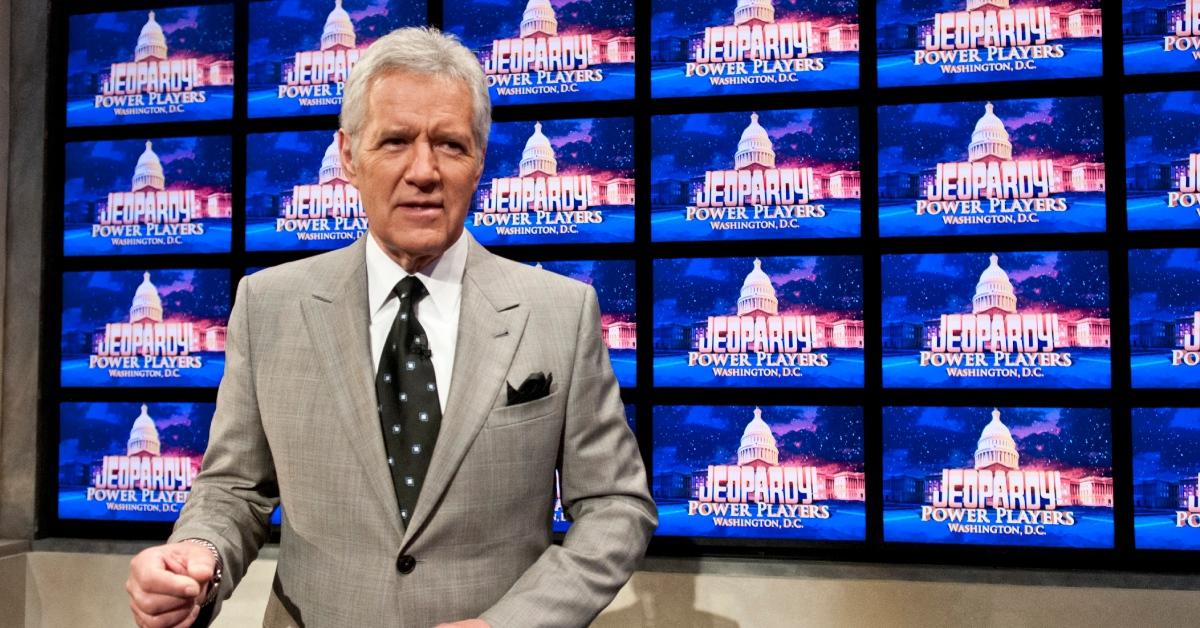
top-left (471, 119), bottom-right (635, 245)
top-left (651, 0), bottom-right (860, 96)
top-left (445, 0), bottom-right (635, 104)
top-left (245, 131), bottom-right (367, 251)
top-left (61, 269), bottom-right (230, 387)
top-left (884, 406), bottom-right (1114, 547)
top-left (880, 98), bottom-right (1107, 236)
top-left (68, 6), bottom-right (235, 125)
top-left (58, 402), bottom-right (214, 522)
top-left (654, 256), bottom-right (864, 388)
top-left (248, 0), bottom-right (425, 117)
top-left (882, 251), bottom-right (1112, 388)
top-left (64, 136), bottom-right (233, 255)
top-left (653, 405), bottom-right (865, 540)
top-left (651, 108), bottom-right (861, 241)
top-left (877, 0), bottom-right (1103, 87)
top-left (88, 405), bottom-right (198, 513)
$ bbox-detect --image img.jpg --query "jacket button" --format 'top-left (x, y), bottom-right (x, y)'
top-left (396, 553), bottom-right (416, 574)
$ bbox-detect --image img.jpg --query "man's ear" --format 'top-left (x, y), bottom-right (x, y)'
top-left (337, 129), bottom-right (358, 187)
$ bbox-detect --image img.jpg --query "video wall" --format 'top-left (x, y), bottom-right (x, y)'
top-left (46, 0), bottom-right (1200, 565)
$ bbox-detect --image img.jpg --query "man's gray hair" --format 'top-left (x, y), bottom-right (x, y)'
top-left (340, 27), bottom-right (491, 153)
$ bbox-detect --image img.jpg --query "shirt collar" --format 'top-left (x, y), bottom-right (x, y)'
top-left (366, 230), bottom-right (468, 319)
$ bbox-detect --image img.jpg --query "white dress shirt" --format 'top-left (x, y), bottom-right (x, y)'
top-left (366, 231), bottom-right (467, 412)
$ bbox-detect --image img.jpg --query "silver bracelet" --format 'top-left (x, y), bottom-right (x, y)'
top-left (182, 538), bottom-right (223, 606)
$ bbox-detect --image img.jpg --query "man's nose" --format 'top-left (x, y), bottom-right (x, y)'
top-left (404, 141), bottom-right (440, 188)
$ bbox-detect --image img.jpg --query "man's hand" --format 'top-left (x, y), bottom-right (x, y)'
top-left (434, 621), bottom-right (490, 628)
top-left (126, 542), bottom-right (217, 628)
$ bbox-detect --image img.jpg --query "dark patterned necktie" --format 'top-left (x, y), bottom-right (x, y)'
top-left (375, 276), bottom-right (442, 524)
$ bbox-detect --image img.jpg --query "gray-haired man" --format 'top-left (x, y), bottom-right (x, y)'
top-left (126, 27), bottom-right (655, 628)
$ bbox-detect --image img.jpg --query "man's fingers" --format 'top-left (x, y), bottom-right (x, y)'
top-left (130, 599), bottom-right (197, 628)
top-left (184, 552), bottom-right (216, 585)
top-left (129, 583), bottom-right (196, 616)
top-left (136, 563), bottom-right (200, 598)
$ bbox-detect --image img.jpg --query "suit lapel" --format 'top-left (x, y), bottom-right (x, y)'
top-left (403, 235), bottom-right (528, 546)
top-left (299, 238), bottom-right (404, 539)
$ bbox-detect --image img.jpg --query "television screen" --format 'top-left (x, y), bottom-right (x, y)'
top-left (1123, 1), bottom-right (1200, 75)
top-left (443, 0), bottom-right (635, 106)
top-left (64, 136), bottom-right (232, 256)
top-left (881, 251), bottom-right (1111, 389)
top-left (876, 0), bottom-right (1102, 88)
top-left (58, 402), bottom-right (214, 522)
top-left (247, 0), bottom-right (426, 118)
top-left (653, 405), bottom-right (865, 540)
top-left (879, 97), bottom-right (1106, 237)
top-left (61, 269), bottom-right (230, 387)
top-left (1129, 248), bottom-right (1200, 388)
top-left (529, 260), bottom-right (636, 387)
top-left (67, 5), bottom-right (234, 126)
top-left (245, 130), bottom-right (366, 252)
top-left (1132, 407), bottom-right (1200, 550)
top-left (553, 404), bottom-right (635, 532)
top-left (469, 117), bottom-right (635, 246)
top-left (654, 255), bottom-right (864, 388)
top-left (883, 406), bottom-right (1113, 548)
top-left (1125, 91), bottom-right (1200, 231)
top-left (650, 107), bottom-right (860, 241)
top-left (649, 0), bottom-right (860, 98)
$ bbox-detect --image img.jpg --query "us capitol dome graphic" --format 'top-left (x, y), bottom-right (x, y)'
top-left (130, 272), bottom-right (164, 324)
top-left (99, 272), bottom-right (227, 353)
top-left (734, 0), bottom-right (775, 27)
top-left (475, 122), bottom-right (635, 208)
top-left (925, 102), bottom-right (1106, 194)
top-left (738, 407), bottom-right (779, 467)
top-left (521, 0), bottom-right (558, 38)
top-left (738, 259), bottom-right (779, 317)
top-left (972, 254), bottom-right (1018, 315)
top-left (127, 404), bottom-right (162, 457)
top-left (673, 113), bottom-right (859, 203)
top-left (117, 140), bottom-right (232, 219)
top-left (319, 133), bottom-right (348, 185)
top-left (735, 113), bottom-right (775, 171)
top-left (974, 408), bottom-right (1019, 471)
top-left (966, 0), bottom-right (1010, 12)
top-left (132, 141), bottom-right (165, 192)
top-left (520, 122), bottom-right (557, 177)
top-left (321, 0), bottom-right (356, 51)
top-left (969, 103), bottom-right (1012, 163)
top-left (135, 11), bottom-right (168, 62)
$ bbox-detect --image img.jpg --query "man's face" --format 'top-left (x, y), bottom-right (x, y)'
top-left (339, 71), bottom-right (484, 270)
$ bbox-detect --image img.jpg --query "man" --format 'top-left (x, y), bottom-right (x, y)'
top-left (126, 27), bottom-right (656, 628)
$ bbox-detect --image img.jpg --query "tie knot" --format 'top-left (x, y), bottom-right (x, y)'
top-left (394, 276), bottom-right (428, 303)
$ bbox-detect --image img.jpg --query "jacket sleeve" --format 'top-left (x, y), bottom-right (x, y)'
top-left (168, 275), bottom-right (279, 622)
top-left (480, 284), bottom-right (657, 628)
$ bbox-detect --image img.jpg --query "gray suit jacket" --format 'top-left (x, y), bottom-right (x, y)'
top-left (170, 233), bottom-right (657, 627)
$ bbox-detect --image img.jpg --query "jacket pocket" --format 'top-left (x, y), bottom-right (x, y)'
top-left (485, 390), bottom-right (561, 429)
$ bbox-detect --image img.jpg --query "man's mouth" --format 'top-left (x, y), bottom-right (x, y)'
top-left (396, 201), bottom-right (442, 212)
